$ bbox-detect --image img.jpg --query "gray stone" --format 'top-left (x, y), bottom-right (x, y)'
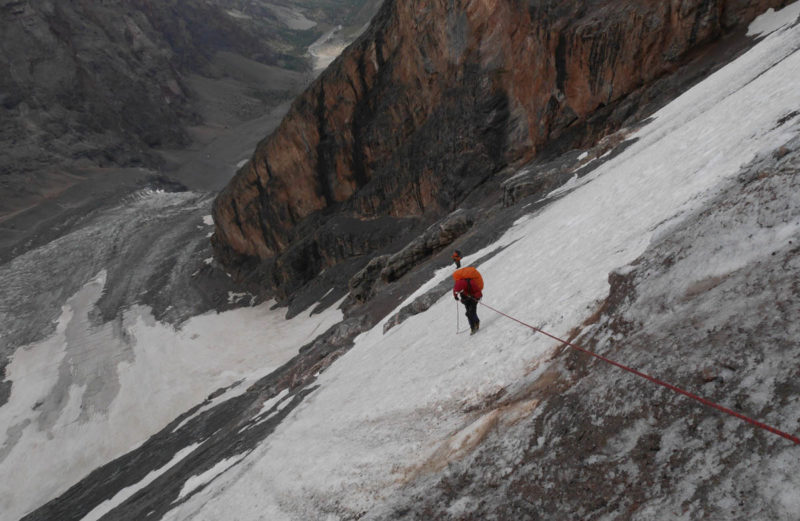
top-left (381, 210), bottom-right (477, 283)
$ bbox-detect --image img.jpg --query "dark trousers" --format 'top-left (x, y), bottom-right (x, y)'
top-left (462, 298), bottom-right (479, 329)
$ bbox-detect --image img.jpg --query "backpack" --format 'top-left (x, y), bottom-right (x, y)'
top-left (453, 266), bottom-right (483, 291)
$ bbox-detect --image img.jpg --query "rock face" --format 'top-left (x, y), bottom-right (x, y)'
top-left (0, 1), bottom-right (188, 174)
top-left (0, 0), bottom-right (251, 217)
top-left (0, 0), bottom-right (298, 168)
top-left (212, 0), bottom-right (790, 295)
top-left (0, 0), bottom-right (381, 218)
top-left (380, 209), bottom-right (476, 282)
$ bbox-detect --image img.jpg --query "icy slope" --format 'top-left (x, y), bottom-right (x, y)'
top-left (160, 5), bottom-right (800, 521)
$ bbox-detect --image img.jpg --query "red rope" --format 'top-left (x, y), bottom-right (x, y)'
top-left (479, 301), bottom-right (800, 445)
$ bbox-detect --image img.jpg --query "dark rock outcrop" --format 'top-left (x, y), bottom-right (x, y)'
top-left (212, 0), bottom-right (790, 296)
top-left (380, 209), bottom-right (476, 283)
top-left (347, 209), bottom-right (473, 304)
top-left (349, 254), bottom-right (391, 304)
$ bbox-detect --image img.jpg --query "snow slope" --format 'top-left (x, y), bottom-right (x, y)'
top-left (0, 270), bottom-right (341, 521)
top-left (160, 5), bottom-right (800, 520)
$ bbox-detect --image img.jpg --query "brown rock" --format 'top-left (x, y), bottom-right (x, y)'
top-left (213, 0), bottom-right (790, 289)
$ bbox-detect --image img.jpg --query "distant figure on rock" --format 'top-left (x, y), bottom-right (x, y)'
top-left (452, 250), bottom-right (462, 268)
top-left (453, 266), bottom-right (483, 334)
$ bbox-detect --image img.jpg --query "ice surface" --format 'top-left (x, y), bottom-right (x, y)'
top-left (161, 13), bottom-right (800, 521)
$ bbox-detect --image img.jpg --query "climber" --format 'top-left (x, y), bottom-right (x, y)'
top-left (453, 266), bottom-right (483, 334)
top-left (452, 249), bottom-right (462, 268)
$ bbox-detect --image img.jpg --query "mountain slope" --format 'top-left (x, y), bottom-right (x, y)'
top-left (16, 5), bottom-right (797, 520)
top-left (173, 10), bottom-right (800, 517)
top-left (0, 0), bottom-right (381, 220)
top-left (4, 3), bottom-right (800, 521)
top-left (389, 136), bottom-right (800, 520)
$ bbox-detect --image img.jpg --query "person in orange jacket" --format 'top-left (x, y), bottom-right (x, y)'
top-left (452, 250), bottom-right (462, 268)
top-left (453, 273), bottom-right (482, 334)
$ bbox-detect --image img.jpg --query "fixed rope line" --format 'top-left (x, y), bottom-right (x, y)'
top-left (478, 300), bottom-right (800, 445)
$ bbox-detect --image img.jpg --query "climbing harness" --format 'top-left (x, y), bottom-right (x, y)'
top-left (479, 301), bottom-right (800, 445)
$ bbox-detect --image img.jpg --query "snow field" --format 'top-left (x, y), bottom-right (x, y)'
top-left (0, 273), bottom-right (342, 521)
top-left (162, 9), bottom-right (800, 521)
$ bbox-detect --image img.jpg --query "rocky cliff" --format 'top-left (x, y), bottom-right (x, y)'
top-left (212, 0), bottom-right (790, 298)
top-left (0, 0), bottom-right (290, 171)
top-left (0, 0), bottom-right (380, 219)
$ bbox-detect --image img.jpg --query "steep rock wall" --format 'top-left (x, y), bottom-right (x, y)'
top-left (212, 0), bottom-right (789, 288)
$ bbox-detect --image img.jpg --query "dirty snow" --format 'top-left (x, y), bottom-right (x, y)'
top-left (161, 10), bottom-right (800, 521)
